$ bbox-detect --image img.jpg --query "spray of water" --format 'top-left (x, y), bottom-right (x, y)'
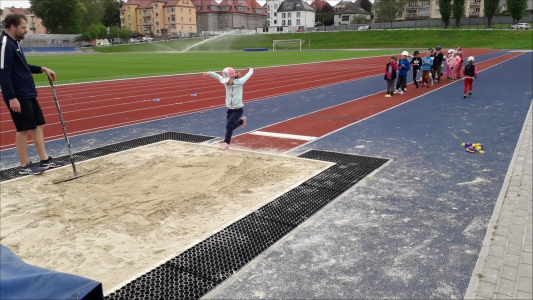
top-left (181, 31), bottom-right (233, 53)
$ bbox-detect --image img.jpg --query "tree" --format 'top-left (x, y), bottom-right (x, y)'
top-left (30, 0), bottom-right (88, 33)
top-left (79, 0), bottom-right (105, 32)
top-left (360, 0), bottom-right (373, 13)
top-left (374, 0), bottom-right (408, 23)
top-left (452, 0), bottom-right (465, 28)
top-left (350, 15), bottom-right (368, 24)
top-left (86, 24), bottom-right (107, 39)
top-left (506, 0), bottom-right (528, 24)
top-left (440, 0), bottom-right (453, 28)
top-left (108, 26), bottom-right (132, 40)
top-left (102, 0), bottom-right (125, 28)
top-left (319, 3), bottom-right (333, 13)
top-left (483, 0), bottom-right (499, 28)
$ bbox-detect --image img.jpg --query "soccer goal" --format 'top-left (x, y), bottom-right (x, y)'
top-left (272, 39), bottom-right (305, 51)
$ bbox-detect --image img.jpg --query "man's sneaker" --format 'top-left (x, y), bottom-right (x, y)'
top-left (398, 90), bottom-right (404, 95)
top-left (19, 162), bottom-right (46, 175)
top-left (385, 94), bottom-right (392, 97)
top-left (219, 142), bottom-right (229, 150)
top-left (463, 94), bottom-right (467, 98)
top-left (469, 91), bottom-right (472, 95)
top-left (39, 156), bottom-right (67, 169)
top-left (241, 116), bottom-right (247, 128)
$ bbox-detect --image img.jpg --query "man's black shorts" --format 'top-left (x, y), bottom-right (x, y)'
top-left (7, 98), bottom-right (46, 132)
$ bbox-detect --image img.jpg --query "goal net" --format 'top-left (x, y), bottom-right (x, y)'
top-left (272, 39), bottom-right (305, 51)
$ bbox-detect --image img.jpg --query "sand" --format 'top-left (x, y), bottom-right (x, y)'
top-left (0, 141), bottom-right (332, 293)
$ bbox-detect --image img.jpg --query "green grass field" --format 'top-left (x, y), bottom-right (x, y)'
top-left (93, 30), bottom-right (532, 53)
top-left (27, 50), bottom-right (396, 86)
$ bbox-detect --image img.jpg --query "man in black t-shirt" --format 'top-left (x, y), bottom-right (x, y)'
top-left (410, 51), bottom-right (422, 88)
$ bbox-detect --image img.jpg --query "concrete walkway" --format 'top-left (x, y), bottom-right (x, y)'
top-left (465, 104), bottom-right (533, 299)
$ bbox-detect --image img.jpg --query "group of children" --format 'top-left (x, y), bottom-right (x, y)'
top-left (385, 46), bottom-right (478, 98)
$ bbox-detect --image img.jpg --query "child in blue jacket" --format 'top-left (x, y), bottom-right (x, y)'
top-left (395, 51), bottom-right (411, 94)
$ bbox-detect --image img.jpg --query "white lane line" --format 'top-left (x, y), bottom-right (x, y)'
top-left (248, 131), bottom-right (317, 141)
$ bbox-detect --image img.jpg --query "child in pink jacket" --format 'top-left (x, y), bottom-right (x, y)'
top-left (446, 49), bottom-right (454, 79)
top-left (453, 51), bottom-right (463, 80)
top-left (462, 56), bottom-right (478, 98)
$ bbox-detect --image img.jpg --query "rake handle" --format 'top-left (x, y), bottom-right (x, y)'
top-left (49, 79), bottom-right (77, 177)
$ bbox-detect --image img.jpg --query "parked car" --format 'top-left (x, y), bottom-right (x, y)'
top-left (129, 38), bottom-right (140, 43)
top-left (167, 35), bottom-right (180, 40)
top-left (358, 25), bottom-right (371, 30)
top-left (98, 41), bottom-right (111, 46)
top-left (312, 28), bottom-right (320, 32)
top-left (296, 29), bottom-right (303, 32)
top-left (142, 37), bottom-right (154, 42)
top-left (510, 23), bottom-right (530, 29)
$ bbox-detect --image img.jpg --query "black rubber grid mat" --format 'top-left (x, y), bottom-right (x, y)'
top-left (105, 149), bottom-right (388, 300)
top-left (0, 132), bottom-right (215, 182)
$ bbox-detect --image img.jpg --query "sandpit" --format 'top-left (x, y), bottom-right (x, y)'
top-left (0, 141), bottom-right (332, 293)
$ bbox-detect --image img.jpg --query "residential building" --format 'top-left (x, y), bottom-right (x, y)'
top-left (374, 0), bottom-right (488, 21)
top-left (193, 0), bottom-right (266, 32)
top-left (2, 6), bottom-right (47, 34)
top-left (266, 0), bottom-right (316, 31)
top-left (334, 3), bottom-right (371, 24)
top-left (499, 0), bottom-right (533, 14)
top-left (121, 0), bottom-right (197, 37)
top-left (333, 0), bottom-right (357, 12)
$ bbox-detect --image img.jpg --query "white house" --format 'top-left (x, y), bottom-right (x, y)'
top-left (266, 0), bottom-right (316, 32)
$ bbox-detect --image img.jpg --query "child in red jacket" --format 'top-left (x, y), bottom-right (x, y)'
top-left (462, 56), bottom-right (478, 98)
top-left (384, 55), bottom-right (398, 97)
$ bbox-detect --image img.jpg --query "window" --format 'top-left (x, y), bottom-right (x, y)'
top-left (288, 13), bottom-right (291, 18)
top-left (189, 9), bottom-right (191, 13)
top-left (127, 6), bottom-right (130, 11)
top-left (282, 13), bottom-right (286, 18)
top-left (296, 12), bottom-right (300, 17)
top-left (268, 13), bottom-right (270, 18)
top-left (474, 7), bottom-right (480, 12)
top-left (288, 19), bottom-right (291, 25)
top-left (190, 26), bottom-right (192, 30)
top-left (180, 8), bottom-right (183, 12)
top-left (342, 15), bottom-right (349, 21)
top-left (128, 23), bottom-right (132, 27)
top-left (167, 17), bottom-right (170, 21)
top-left (155, 13), bottom-right (158, 17)
top-left (225, 15), bottom-right (227, 19)
top-left (156, 21), bottom-right (159, 26)
top-left (155, 4), bottom-right (158, 8)
top-left (296, 19), bottom-right (300, 25)
top-left (274, 19), bottom-right (277, 24)
top-left (172, 25), bottom-right (176, 29)
top-left (128, 15), bottom-right (131, 20)
top-left (189, 17), bottom-right (191, 21)
top-left (435, 0), bottom-right (439, 5)
top-left (181, 25), bottom-right (184, 29)
top-left (181, 17), bottom-right (183, 21)
top-left (157, 30), bottom-right (159, 33)
top-left (274, 12), bottom-right (277, 16)
top-left (435, 9), bottom-right (439, 14)
top-left (274, 4), bottom-right (278, 9)
top-left (282, 20), bottom-right (286, 25)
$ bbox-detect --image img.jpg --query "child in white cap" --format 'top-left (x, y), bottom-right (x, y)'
top-left (446, 49), bottom-right (454, 80)
top-left (204, 67), bottom-right (254, 150)
top-left (395, 51), bottom-right (411, 94)
top-left (462, 56), bottom-right (478, 98)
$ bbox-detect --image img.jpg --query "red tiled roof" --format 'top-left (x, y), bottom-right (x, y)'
top-left (6, 7), bottom-right (31, 14)
top-left (310, 0), bottom-right (330, 10)
top-left (121, 0), bottom-right (155, 10)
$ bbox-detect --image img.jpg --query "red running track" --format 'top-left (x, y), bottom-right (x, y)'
top-left (229, 52), bottom-right (523, 152)
top-left (0, 49), bottom-right (496, 150)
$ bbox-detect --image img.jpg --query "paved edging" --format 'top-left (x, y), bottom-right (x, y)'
top-left (464, 102), bottom-right (533, 299)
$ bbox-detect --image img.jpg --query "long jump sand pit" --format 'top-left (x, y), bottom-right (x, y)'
top-left (0, 140), bottom-right (333, 293)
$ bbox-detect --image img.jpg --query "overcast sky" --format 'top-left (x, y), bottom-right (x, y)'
top-left (2, 0), bottom-right (350, 10)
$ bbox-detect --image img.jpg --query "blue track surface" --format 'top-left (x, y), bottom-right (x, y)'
top-left (208, 51), bottom-right (533, 298)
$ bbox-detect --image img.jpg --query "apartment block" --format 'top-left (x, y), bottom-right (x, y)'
top-left (376, 0), bottom-right (486, 21)
top-left (193, 0), bottom-right (267, 32)
top-left (2, 6), bottom-right (47, 34)
top-left (121, 0), bottom-right (197, 36)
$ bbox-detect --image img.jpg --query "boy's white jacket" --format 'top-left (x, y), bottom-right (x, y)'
top-left (208, 68), bottom-right (253, 109)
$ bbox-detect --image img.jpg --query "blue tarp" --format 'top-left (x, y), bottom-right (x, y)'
top-left (0, 244), bottom-right (104, 300)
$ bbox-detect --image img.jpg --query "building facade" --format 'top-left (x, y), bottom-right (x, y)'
top-left (266, 0), bottom-right (316, 31)
top-left (121, 0), bottom-right (197, 37)
top-left (2, 6), bottom-right (47, 34)
top-left (193, 0), bottom-right (267, 32)
top-left (375, 0), bottom-right (488, 21)
top-left (334, 3), bottom-right (371, 24)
